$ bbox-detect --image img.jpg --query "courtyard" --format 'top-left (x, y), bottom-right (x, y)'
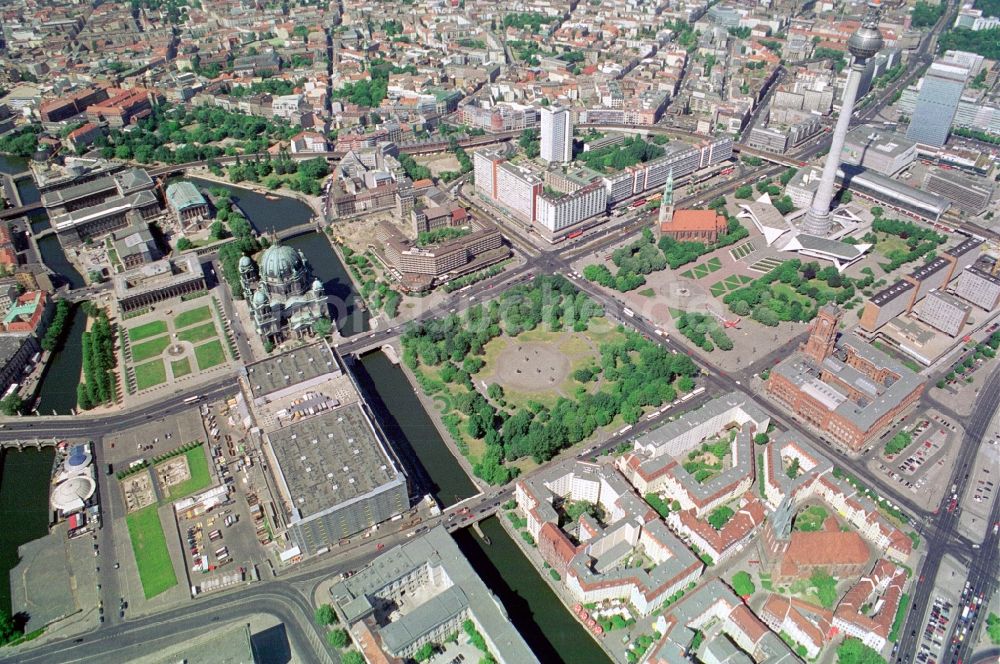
top-left (123, 298), bottom-right (235, 394)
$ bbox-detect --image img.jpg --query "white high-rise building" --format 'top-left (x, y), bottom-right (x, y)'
top-left (540, 106), bottom-right (573, 163)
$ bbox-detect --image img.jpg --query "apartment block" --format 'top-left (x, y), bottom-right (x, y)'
top-left (953, 266), bottom-right (1000, 311)
top-left (916, 291), bottom-right (971, 337)
top-left (515, 460), bottom-right (702, 617)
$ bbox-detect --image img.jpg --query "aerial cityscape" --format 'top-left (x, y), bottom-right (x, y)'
top-left (0, 0), bottom-right (997, 663)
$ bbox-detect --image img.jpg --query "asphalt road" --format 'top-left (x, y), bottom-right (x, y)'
top-left (7, 6), bottom-right (984, 661)
top-left (893, 368), bottom-right (1000, 663)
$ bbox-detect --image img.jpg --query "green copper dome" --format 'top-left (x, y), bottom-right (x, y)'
top-left (259, 240), bottom-right (305, 282)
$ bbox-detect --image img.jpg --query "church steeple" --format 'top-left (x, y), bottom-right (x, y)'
top-left (657, 168), bottom-right (674, 235)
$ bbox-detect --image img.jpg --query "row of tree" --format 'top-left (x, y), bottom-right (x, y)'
top-left (77, 309), bottom-right (116, 410)
top-left (216, 190), bottom-right (263, 299)
top-left (675, 312), bottom-right (734, 352)
top-left (40, 301), bottom-right (72, 352)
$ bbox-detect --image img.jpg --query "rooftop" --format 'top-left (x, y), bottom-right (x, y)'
top-left (165, 181), bottom-right (208, 210)
top-left (870, 279), bottom-right (914, 307)
top-left (266, 403), bottom-right (400, 520)
top-left (329, 526), bottom-right (539, 663)
top-left (243, 341), bottom-right (341, 401)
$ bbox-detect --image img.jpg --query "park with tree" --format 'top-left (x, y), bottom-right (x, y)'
top-left (401, 276), bottom-right (701, 484)
top-left (722, 259), bottom-right (861, 327)
top-left (584, 221), bottom-right (749, 294)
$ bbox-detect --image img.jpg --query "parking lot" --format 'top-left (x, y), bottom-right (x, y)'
top-left (910, 554), bottom-right (966, 664)
top-left (915, 595), bottom-right (953, 664)
top-left (958, 416), bottom-right (1000, 543)
top-left (103, 409), bottom-right (206, 471)
top-left (870, 411), bottom-right (960, 512)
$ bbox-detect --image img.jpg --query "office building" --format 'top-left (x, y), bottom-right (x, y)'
top-left (473, 149), bottom-right (543, 222)
top-left (111, 219), bottom-right (160, 269)
top-left (329, 527), bottom-right (538, 663)
top-left (647, 580), bottom-right (796, 663)
top-left (916, 291), bottom-right (971, 337)
top-left (905, 62), bottom-right (969, 148)
top-left (923, 169), bottom-right (994, 215)
top-left (767, 306), bottom-right (926, 451)
top-left (953, 266), bottom-right (1000, 311)
top-left (534, 181), bottom-right (607, 237)
top-left (841, 126), bottom-right (917, 176)
top-left (165, 182), bottom-right (210, 230)
top-left (459, 100), bottom-right (540, 134)
top-left (516, 459), bottom-right (703, 617)
top-left (540, 106), bottom-right (573, 164)
top-left (833, 559), bottom-right (907, 653)
top-left (374, 219), bottom-right (509, 292)
top-left (838, 165), bottom-right (950, 221)
top-left (263, 404), bottom-right (407, 556)
top-left (239, 344), bottom-right (409, 555)
top-left (859, 236), bottom-right (982, 331)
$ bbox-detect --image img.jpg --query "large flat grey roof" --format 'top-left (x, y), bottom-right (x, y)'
top-left (844, 125), bottom-right (916, 159)
top-left (267, 404), bottom-right (399, 519)
top-left (243, 342), bottom-right (339, 399)
top-left (329, 526), bottom-right (539, 662)
top-left (870, 279), bottom-right (914, 307)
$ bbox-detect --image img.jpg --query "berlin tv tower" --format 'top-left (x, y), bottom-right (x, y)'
top-left (801, 1), bottom-right (884, 236)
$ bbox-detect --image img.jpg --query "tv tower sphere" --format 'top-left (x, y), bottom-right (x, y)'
top-left (800, 1), bottom-right (884, 237)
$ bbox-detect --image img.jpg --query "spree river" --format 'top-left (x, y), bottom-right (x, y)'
top-left (0, 448), bottom-right (54, 613)
top-left (13, 173), bottom-right (593, 662)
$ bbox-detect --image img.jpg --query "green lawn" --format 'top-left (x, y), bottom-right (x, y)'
top-left (710, 274), bottom-right (754, 298)
top-left (875, 234), bottom-right (909, 258)
top-left (770, 282), bottom-right (813, 307)
top-left (174, 305), bottom-right (212, 329)
top-left (171, 358), bottom-right (192, 379)
top-left (680, 269), bottom-right (694, 279)
top-left (795, 505), bottom-right (829, 532)
top-left (177, 322), bottom-right (218, 344)
top-left (638, 288), bottom-right (656, 298)
top-left (194, 339), bottom-right (227, 370)
top-left (165, 446), bottom-right (212, 500)
top-left (125, 505), bottom-right (177, 599)
top-left (131, 336), bottom-right (171, 362)
top-left (134, 359), bottom-right (167, 390)
top-left (128, 320), bottom-right (168, 342)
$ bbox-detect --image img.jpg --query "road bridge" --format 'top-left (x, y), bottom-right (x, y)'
top-left (0, 438), bottom-right (57, 450)
top-left (0, 201), bottom-right (42, 220)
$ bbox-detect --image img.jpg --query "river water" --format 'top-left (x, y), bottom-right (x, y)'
top-left (353, 352), bottom-right (477, 507)
top-left (183, 177), bottom-right (311, 233)
top-left (454, 518), bottom-right (612, 664)
top-left (6, 170), bottom-right (593, 662)
top-left (34, 306), bottom-right (86, 415)
top-left (0, 448), bottom-right (54, 614)
top-left (36, 234), bottom-right (84, 289)
top-left (0, 153), bottom-right (28, 176)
